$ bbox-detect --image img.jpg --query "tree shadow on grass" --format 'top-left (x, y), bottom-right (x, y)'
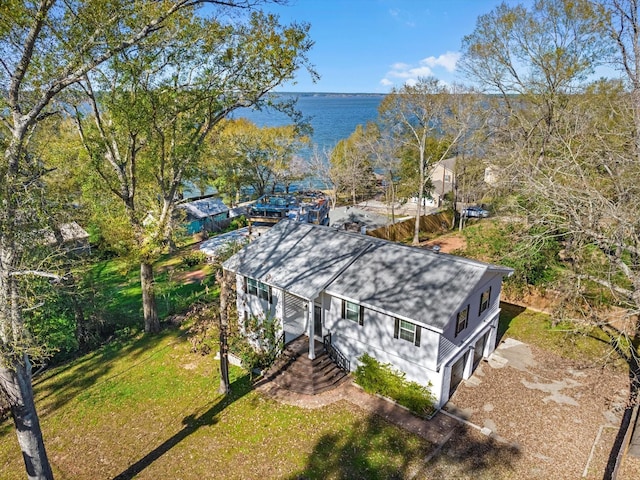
top-left (34, 327), bottom-right (185, 416)
top-left (289, 416), bottom-right (520, 480)
top-left (111, 374), bottom-right (252, 480)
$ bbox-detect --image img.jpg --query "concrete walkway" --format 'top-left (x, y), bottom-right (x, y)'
top-left (255, 378), bottom-right (459, 446)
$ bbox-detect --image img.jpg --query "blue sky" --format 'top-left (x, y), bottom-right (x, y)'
top-left (262, 0), bottom-right (526, 93)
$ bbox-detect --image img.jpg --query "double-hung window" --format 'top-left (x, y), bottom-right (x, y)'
top-left (247, 277), bottom-right (258, 296)
top-left (479, 287), bottom-right (491, 315)
top-left (394, 318), bottom-right (421, 346)
top-left (455, 305), bottom-right (469, 337)
top-left (257, 281), bottom-right (270, 302)
top-left (245, 277), bottom-right (272, 304)
top-left (342, 300), bottom-right (364, 326)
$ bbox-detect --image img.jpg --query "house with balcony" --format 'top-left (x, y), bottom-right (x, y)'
top-left (222, 219), bottom-right (513, 408)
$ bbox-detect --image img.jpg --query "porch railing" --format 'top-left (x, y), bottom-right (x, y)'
top-left (274, 332), bottom-right (285, 358)
top-left (323, 332), bottom-right (350, 373)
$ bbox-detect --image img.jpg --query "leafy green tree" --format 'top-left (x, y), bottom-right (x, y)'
top-left (72, 11), bottom-right (314, 334)
top-left (0, 2), bottom-right (309, 478)
top-left (208, 118), bottom-right (310, 201)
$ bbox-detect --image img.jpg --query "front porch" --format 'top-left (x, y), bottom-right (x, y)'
top-left (261, 336), bottom-right (350, 395)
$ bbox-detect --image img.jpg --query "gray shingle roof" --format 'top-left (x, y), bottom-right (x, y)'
top-left (325, 241), bottom-right (490, 330)
top-left (179, 197), bottom-right (229, 219)
top-left (223, 221), bottom-right (368, 300)
top-left (223, 220), bottom-right (513, 329)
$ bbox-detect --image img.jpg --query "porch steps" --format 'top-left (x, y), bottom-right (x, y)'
top-left (263, 338), bottom-right (349, 395)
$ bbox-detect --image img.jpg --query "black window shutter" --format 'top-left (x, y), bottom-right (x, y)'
top-left (341, 300), bottom-right (345, 319)
top-left (269, 286), bottom-right (273, 304)
top-left (359, 305), bottom-right (364, 326)
top-left (243, 276), bottom-right (247, 294)
top-left (415, 326), bottom-right (421, 347)
top-left (394, 318), bottom-right (399, 339)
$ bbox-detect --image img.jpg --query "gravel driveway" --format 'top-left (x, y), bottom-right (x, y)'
top-left (439, 337), bottom-right (635, 479)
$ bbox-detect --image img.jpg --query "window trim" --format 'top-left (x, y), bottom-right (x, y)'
top-left (247, 277), bottom-right (258, 296)
top-left (341, 299), bottom-right (364, 326)
top-left (479, 287), bottom-right (491, 315)
top-left (245, 276), bottom-right (272, 304)
top-left (394, 318), bottom-right (421, 347)
top-left (455, 305), bottom-right (469, 337)
top-left (257, 281), bottom-right (269, 302)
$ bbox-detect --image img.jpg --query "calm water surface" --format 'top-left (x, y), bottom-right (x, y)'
top-left (231, 93), bottom-right (385, 156)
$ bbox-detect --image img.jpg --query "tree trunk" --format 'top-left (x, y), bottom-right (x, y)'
top-left (71, 291), bottom-right (89, 352)
top-left (0, 356), bottom-right (54, 480)
top-left (1, 138), bottom-right (54, 479)
top-left (413, 154), bottom-right (425, 245)
top-left (217, 271), bottom-right (230, 394)
top-left (140, 262), bottom-right (159, 333)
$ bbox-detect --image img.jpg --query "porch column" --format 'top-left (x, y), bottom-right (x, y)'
top-left (463, 347), bottom-right (474, 379)
top-left (306, 301), bottom-right (315, 360)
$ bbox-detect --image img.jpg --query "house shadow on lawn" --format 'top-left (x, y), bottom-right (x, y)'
top-left (289, 418), bottom-right (520, 480)
top-left (497, 302), bottom-right (526, 344)
top-left (111, 374), bottom-right (252, 480)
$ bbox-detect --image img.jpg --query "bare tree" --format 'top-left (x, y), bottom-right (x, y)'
top-left (462, 1), bottom-right (640, 475)
top-left (308, 145), bottom-right (341, 209)
top-left (379, 78), bottom-right (471, 244)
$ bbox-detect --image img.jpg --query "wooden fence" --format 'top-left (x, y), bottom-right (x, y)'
top-left (366, 211), bottom-right (453, 242)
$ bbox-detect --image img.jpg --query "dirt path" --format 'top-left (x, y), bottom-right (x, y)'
top-left (422, 234), bottom-right (466, 253)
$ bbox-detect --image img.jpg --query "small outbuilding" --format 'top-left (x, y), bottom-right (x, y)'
top-left (43, 221), bottom-right (91, 254)
top-left (178, 197), bottom-right (230, 234)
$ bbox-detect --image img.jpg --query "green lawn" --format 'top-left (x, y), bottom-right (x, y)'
top-left (0, 326), bottom-right (432, 480)
top-left (86, 246), bottom-right (216, 334)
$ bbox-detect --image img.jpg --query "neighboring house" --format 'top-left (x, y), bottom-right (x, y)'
top-left (178, 197), bottom-right (230, 234)
top-left (408, 156), bottom-right (456, 208)
top-left (430, 156), bottom-right (456, 206)
top-left (223, 220), bottom-right (513, 408)
top-left (44, 221), bottom-right (91, 254)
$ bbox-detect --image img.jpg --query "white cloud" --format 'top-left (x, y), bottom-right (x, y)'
top-left (380, 51), bottom-right (461, 90)
top-left (421, 51), bottom-right (460, 72)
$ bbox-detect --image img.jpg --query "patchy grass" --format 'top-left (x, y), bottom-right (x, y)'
top-left (88, 244), bottom-right (216, 335)
top-left (0, 326), bottom-right (433, 480)
top-left (499, 302), bottom-right (622, 368)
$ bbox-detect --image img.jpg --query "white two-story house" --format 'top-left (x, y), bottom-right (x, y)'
top-left (223, 220), bottom-right (513, 408)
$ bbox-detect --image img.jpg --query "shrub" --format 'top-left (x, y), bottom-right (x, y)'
top-left (354, 353), bottom-right (435, 417)
top-left (182, 250), bottom-right (208, 267)
top-left (226, 215), bottom-right (248, 232)
top-left (228, 314), bottom-right (281, 375)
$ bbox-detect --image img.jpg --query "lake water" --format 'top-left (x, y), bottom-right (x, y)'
top-left (231, 93), bottom-right (385, 156)
top-left (186, 93), bottom-right (385, 197)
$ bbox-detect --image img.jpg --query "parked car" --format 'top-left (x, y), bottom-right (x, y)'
top-left (462, 206), bottom-right (490, 218)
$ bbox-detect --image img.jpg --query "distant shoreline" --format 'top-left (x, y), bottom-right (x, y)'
top-left (275, 91), bottom-right (387, 97)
